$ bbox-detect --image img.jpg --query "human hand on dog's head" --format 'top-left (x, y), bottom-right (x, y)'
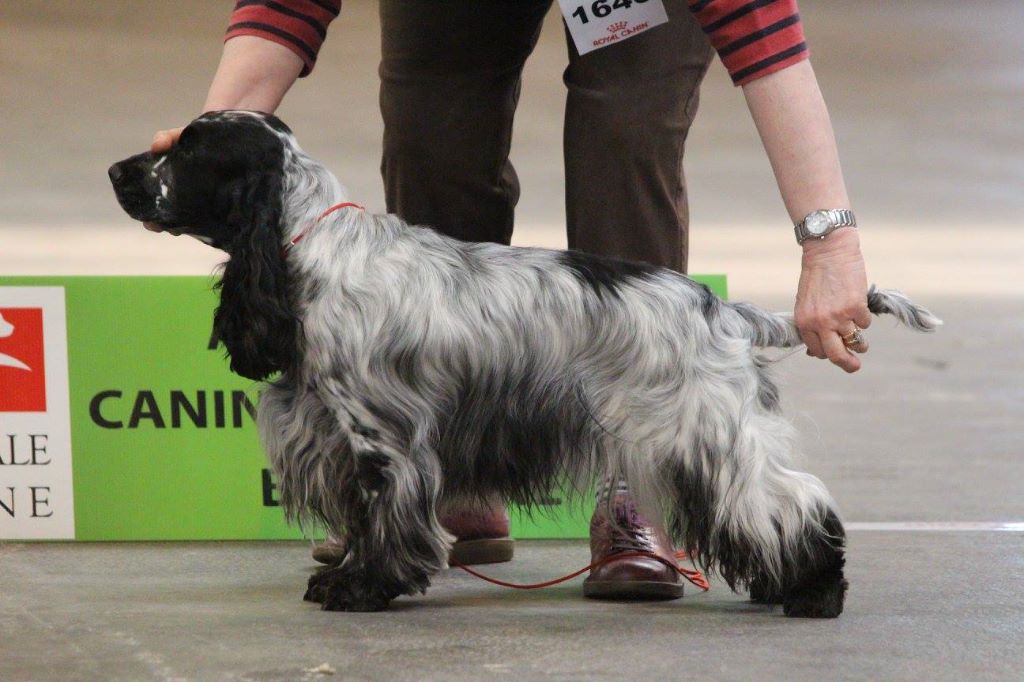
top-left (151, 127), bottom-right (184, 154)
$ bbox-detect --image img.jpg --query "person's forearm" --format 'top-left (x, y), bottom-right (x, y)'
top-left (741, 60), bottom-right (850, 226)
top-left (203, 36), bottom-right (304, 113)
top-left (742, 60), bottom-right (871, 373)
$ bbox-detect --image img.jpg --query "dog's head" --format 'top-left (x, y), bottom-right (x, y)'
top-left (108, 110), bottom-right (302, 250)
top-left (108, 111), bottom-right (311, 380)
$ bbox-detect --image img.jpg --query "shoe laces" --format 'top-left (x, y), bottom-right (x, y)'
top-left (607, 502), bottom-right (658, 554)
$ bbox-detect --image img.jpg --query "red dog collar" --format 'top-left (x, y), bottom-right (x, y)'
top-left (286, 202), bottom-right (365, 250)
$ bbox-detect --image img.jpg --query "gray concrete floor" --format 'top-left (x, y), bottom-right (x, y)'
top-left (4, 536), bottom-right (1023, 681)
top-left (2, 1), bottom-right (1023, 680)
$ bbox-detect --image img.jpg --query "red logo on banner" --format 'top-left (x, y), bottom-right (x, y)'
top-left (0, 308), bottom-right (47, 412)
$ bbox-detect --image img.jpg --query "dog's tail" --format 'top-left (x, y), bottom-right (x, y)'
top-left (865, 286), bottom-right (943, 331)
top-left (731, 285), bottom-right (942, 349)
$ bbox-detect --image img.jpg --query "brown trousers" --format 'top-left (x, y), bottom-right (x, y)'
top-left (379, 1), bottom-right (714, 273)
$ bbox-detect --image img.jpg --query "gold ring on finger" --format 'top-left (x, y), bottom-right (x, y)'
top-left (841, 327), bottom-right (865, 349)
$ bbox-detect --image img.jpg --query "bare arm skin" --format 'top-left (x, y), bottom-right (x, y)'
top-left (150, 36), bottom-right (303, 153)
top-left (743, 60), bottom-right (871, 373)
top-left (145, 36), bottom-right (304, 232)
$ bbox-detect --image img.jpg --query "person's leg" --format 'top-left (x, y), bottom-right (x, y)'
top-left (313, 0), bottom-right (553, 569)
top-left (561, 1), bottom-right (715, 599)
top-left (563, 0), bottom-right (713, 272)
top-left (379, 0), bottom-right (552, 245)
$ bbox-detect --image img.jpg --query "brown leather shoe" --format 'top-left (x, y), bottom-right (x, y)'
top-left (441, 500), bottom-right (515, 565)
top-left (311, 537), bottom-right (347, 565)
top-left (583, 495), bottom-right (684, 600)
top-left (311, 499), bottom-right (514, 566)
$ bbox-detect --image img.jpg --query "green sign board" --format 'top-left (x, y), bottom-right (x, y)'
top-left (0, 275), bottom-right (725, 541)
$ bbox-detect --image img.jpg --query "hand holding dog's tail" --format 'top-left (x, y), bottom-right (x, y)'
top-left (734, 285), bottom-right (941, 349)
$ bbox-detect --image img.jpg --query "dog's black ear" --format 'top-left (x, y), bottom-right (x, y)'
top-left (213, 170), bottom-right (297, 381)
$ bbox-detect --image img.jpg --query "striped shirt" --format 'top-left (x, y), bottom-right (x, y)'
top-left (688, 0), bottom-right (808, 85)
top-left (224, 0), bottom-right (341, 76)
top-left (225, 0), bottom-right (808, 85)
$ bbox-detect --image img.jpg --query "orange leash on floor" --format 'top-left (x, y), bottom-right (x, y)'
top-left (451, 549), bottom-right (711, 592)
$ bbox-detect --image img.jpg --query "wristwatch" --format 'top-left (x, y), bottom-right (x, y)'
top-left (794, 209), bottom-right (857, 244)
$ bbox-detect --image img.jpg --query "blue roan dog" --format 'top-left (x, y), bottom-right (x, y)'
top-left (109, 111), bottom-right (940, 616)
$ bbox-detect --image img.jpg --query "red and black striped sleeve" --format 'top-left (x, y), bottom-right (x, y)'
top-left (688, 0), bottom-right (809, 86)
top-left (225, 0), bottom-right (342, 77)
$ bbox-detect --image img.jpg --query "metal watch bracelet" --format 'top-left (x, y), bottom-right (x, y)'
top-left (794, 209), bottom-right (857, 245)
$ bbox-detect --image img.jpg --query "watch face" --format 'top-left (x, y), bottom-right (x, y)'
top-left (806, 212), bottom-right (831, 235)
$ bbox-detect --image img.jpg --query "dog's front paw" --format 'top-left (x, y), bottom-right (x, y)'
top-left (783, 576), bottom-right (848, 618)
top-left (305, 565), bottom-right (338, 603)
top-left (304, 566), bottom-right (398, 611)
top-left (320, 585), bottom-right (392, 612)
top-left (748, 576), bottom-right (784, 605)
top-left (304, 579), bottom-right (327, 604)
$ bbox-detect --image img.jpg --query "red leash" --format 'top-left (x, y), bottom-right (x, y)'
top-left (452, 549), bottom-right (711, 592)
top-left (287, 201), bottom-right (365, 249)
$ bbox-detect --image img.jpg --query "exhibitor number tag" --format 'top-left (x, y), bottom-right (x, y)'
top-left (559, 0), bottom-right (669, 56)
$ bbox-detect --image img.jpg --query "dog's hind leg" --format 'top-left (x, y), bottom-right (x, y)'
top-left (664, 404), bottom-right (848, 618)
top-left (305, 433), bottom-right (452, 612)
top-left (775, 505), bottom-right (847, 617)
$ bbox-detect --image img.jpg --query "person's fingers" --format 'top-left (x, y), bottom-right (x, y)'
top-left (822, 330), bottom-right (861, 373)
top-left (849, 337), bottom-right (869, 354)
top-left (796, 307), bottom-right (827, 358)
top-left (801, 328), bottom-right (826, 359)
top-left (151, 127), bottom-right (184, 154)
top-left (838, 323), bottom-right (870, 354)
top-left (852, 304), bottom-right (872, 330)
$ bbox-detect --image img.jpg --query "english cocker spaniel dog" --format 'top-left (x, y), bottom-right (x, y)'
top-left (109, 111), bottom-right (939, 617)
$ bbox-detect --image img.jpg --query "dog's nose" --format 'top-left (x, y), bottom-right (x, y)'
top-left (107, 163), bottom-right (124, 184)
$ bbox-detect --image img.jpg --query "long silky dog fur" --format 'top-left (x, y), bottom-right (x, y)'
top-left (110, 111), bottom-right (941, 616)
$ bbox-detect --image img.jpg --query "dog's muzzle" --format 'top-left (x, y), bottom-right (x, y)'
top-left (108, 152), bottom-right (165, 224)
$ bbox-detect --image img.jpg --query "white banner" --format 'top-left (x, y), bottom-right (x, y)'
top-left (0, 287), bottom-right (75, 539)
